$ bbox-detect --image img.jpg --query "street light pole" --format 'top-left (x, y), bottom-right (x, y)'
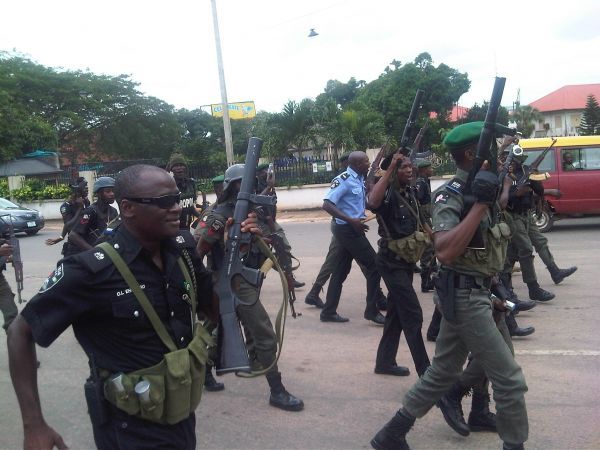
top-left (210, 0), bottom-right (234, 166)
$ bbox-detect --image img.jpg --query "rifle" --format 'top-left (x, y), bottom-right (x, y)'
top-left (0, 215), bottom-right (23, 303)
top-left (366, 144), bottom-right (387, 191)
top-left (383, 89), bottom-right (425, 203)
top-left (516, 138), bottom-right (557, 187)
top-left (214, 137), bottom-right (276, 375)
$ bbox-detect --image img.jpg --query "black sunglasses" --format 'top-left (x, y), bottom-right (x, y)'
top-left (125, 192), bottom-right (181, 209)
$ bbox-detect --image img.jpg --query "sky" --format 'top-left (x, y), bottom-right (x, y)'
top-left (2, 0), bottom-right (599, 114)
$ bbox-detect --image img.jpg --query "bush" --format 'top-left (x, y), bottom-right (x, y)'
top-left (6, 179), bottom-right (71, 202)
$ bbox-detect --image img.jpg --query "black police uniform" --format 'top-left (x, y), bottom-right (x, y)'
top-left (176, 177), bottom-right (199, 230)
top-left (59, 198), bottom-right (91, 255)
top-left (21, 226), bottom-right (213, 450)
top-left (371, 186), bottom-right (430, 376)
top-left (66, 202), bottom-right (119, 256)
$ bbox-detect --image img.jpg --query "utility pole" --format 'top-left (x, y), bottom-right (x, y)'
top-left (210, 0), bottom-right (234, 166)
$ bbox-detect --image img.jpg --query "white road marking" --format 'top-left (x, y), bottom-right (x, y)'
top-left (515, 350), bottom-right (600, 356)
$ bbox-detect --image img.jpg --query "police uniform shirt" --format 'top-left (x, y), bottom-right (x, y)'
top-left (371, 186), bottom-right (420, 241)
top-left (20, 225), bottom-right (212, 374)
top-left (60, 198), bottom-right (91, 224)
top-left (324, 166), bottom-right (366, 224)
top-left (415, 176), bottom-right (431, 206)
top-left (72, 202), bottom-right (119, 247)
top-left (176, 177), bottom-right (198, 229)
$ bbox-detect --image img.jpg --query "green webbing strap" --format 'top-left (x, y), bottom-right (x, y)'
top-left (177, 255), bottom-right (197, 318)
top-left (235, 236), bottom-right (288, 378)
top-left (97, 242), bottom-right (177, 353)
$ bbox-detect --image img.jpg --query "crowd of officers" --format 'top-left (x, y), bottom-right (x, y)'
top-left (1, 120), bottom-right (577, 450)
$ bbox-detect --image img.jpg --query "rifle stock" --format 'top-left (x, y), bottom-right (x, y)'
top-left (214, 137), bottom-right (276, 375)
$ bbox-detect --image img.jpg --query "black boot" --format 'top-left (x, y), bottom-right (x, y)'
top-left (493, 279), bottom-right (536, 312)
top-left (548, 263), bottom-right (577, 285)
top-left (292, 275), bottom-right (305, 288)
top-left (305, 283), bottom-right (325, 308)
top-left (503, 443), bottom-right (525, 450)
top-left (468, 382), bottom-right (496, 432)
top-left (204, 365), bottom-right (225, 392)
top-left (527, 281), bottom-right (555, 302)
top-left (376, 288), bottom-right (388, 311)
top-left (436, 382), bottom-right (471, 436)
top-left (420, 269), bottom-right (432, 293)
top-left (371, 410), bottom-right (415, 450)
top-left (266, 372), bottom-right (304, 412)
top-left (506, 313), bottom-right (535, 337)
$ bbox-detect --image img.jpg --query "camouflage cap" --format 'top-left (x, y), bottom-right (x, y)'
top-left (443, 121), bottom-right (515, 150)
top-left (167, 152), bottom-right (187, 169)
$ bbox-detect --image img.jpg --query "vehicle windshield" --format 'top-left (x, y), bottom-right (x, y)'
top-left (0, 198), bottom-right (22, 209)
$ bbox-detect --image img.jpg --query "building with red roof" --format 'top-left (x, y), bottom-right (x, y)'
top-left (528, 84), bottom-right (600, 137)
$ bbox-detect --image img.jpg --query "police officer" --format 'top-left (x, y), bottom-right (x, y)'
top-left (7, 165), bottom-right (263, 449)
top-left (66, 177), bottom-right (118, 256)
top-left (320, 151), bottom-right (385, 324)
top-left (306, 153), bottom-right (387, 310)
top-left (371, 121), bottom-right (528, 450)
top-left (45, 177), bottom-right (91, 249)
top-left (168, 153), bottom-right (202, 230)
top-left (368, 153), bottom-right (431, 377)
top-left (415, 159), bottom-right (437, 292)
top-left (196, 164), bottom-right (304, 412)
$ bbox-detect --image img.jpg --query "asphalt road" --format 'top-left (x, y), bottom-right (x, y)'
top-left (0, 216), bottom-right (599, 450)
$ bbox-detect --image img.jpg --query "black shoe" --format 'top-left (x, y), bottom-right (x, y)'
top-left (292, 279), bottom-right (305, 288)
top-left (550, 265), bottom-right (577, 284)
top-left (510, 325), bottom-right (535, 337)
top-left (513, 298), bottom-right (537, 312)
top-left (371, 411), bottom-right (414, 450)
top-left (376, 297), bottom-right (388, 311)
top-left (305, 287), bottom-right (325, 308)
top-left (269, 390), bottom-right (304, 411)
top-left (364, 311), bottom-right (386, 325)
top-left (436, 384), bottom-right (470, 437)
top-left (320, 313), bottom-right (349, 323)
top-left (374, 365), bottom-right (410, 377)
top-left (528, 286), bottom-right (555, 302)
top-left (503, 443), bottom-right (525, 450)
top-left (204, 371), bottom-right (225, 392)
top-left (468, 409), bottom-right (497, 432)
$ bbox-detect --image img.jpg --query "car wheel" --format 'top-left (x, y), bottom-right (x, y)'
top-left (25, 230), bottom-right (39, 236)
top-left (533, 207), bottom-right (553, 233)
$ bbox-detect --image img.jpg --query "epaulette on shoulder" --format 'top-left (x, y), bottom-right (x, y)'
top-left (340, 172), bottom-right (350, 180)
top-left (445, 177), bottom-right (466, 195)
top-left (173, 230), bottom-right (196, 249)
top-left (75, 246), bottom-right (114, 274)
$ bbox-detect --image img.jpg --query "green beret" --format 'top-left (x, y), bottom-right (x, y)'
top-left (257, 163), bottom-right (270, 171)
top-left (339, 152), bottom-right (351, 162)
top-left (417, 159), bottom-right (431, 169)
top-left (168, 152), bottom-right (187, 169)
top-left (212, 174), bottom-right (225, 183)
top-left (443, 121), bottom-right (516, 150)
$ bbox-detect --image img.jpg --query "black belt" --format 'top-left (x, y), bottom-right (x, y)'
top-left (454, 274), bottom-right (492, 290)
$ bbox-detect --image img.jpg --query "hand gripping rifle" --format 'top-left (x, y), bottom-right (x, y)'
top-left (516, 137), bottom-right (557, 187)
top-left (215, 137), bottom-right (277, 375)
top-left (383, 89), bottom-right (425, 203)
top-left (0, 215), bottom-right (24, 303)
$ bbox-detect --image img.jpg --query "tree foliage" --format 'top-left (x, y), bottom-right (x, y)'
top-left (579, 94), bottom-right (600, 135)
top-left (509, 103), bottom-right (542, 138)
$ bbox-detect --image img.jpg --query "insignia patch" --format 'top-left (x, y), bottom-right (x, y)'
top-left (211, 219), bottom-right (224, 232)
top-left (175, 236), bottom-right (185, 244)
top-left (330, 179), bottom-right (340, 189)
top-left (39, 264), bottom-right (64, 293)
top-left (340, 172), bottom-right (350, 180)
top-left (434, 193), bottom-right (449, 204)
top-left (60, 206), bottom-right (68, 214)
top-left (450, 181), bottom-right (461, 190)
top-left (94, 252), bottom-right (105, 260)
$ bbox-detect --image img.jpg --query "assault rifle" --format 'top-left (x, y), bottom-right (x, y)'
top-left (0, 215), bottom-right (24, 303)
top-left (215, 137), bottom-right (276, 375)
top-left (516, 137), bottom-right (557, 187)
top-left (383, 89), bottom-right (425, 203)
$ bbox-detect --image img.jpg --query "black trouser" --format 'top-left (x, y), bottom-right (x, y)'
top-left (92, 407), bottom-right (196, 450)
top-left (323, 223), bottom-right (379, 317)
top-left (375, 252), bottom-right (430, 376)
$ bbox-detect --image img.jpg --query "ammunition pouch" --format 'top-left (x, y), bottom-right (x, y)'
top-left (103, 325), bottom-right (212, 425)
top-left (453, 222), bottom-right (511, 274)
top-left (96, 242), bottom-right (213, 425)
top-left (385, 231), bottom-right (430, 263)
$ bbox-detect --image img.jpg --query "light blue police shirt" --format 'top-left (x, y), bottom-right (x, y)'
top-left (324, 166), bottom-right (366, 225)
